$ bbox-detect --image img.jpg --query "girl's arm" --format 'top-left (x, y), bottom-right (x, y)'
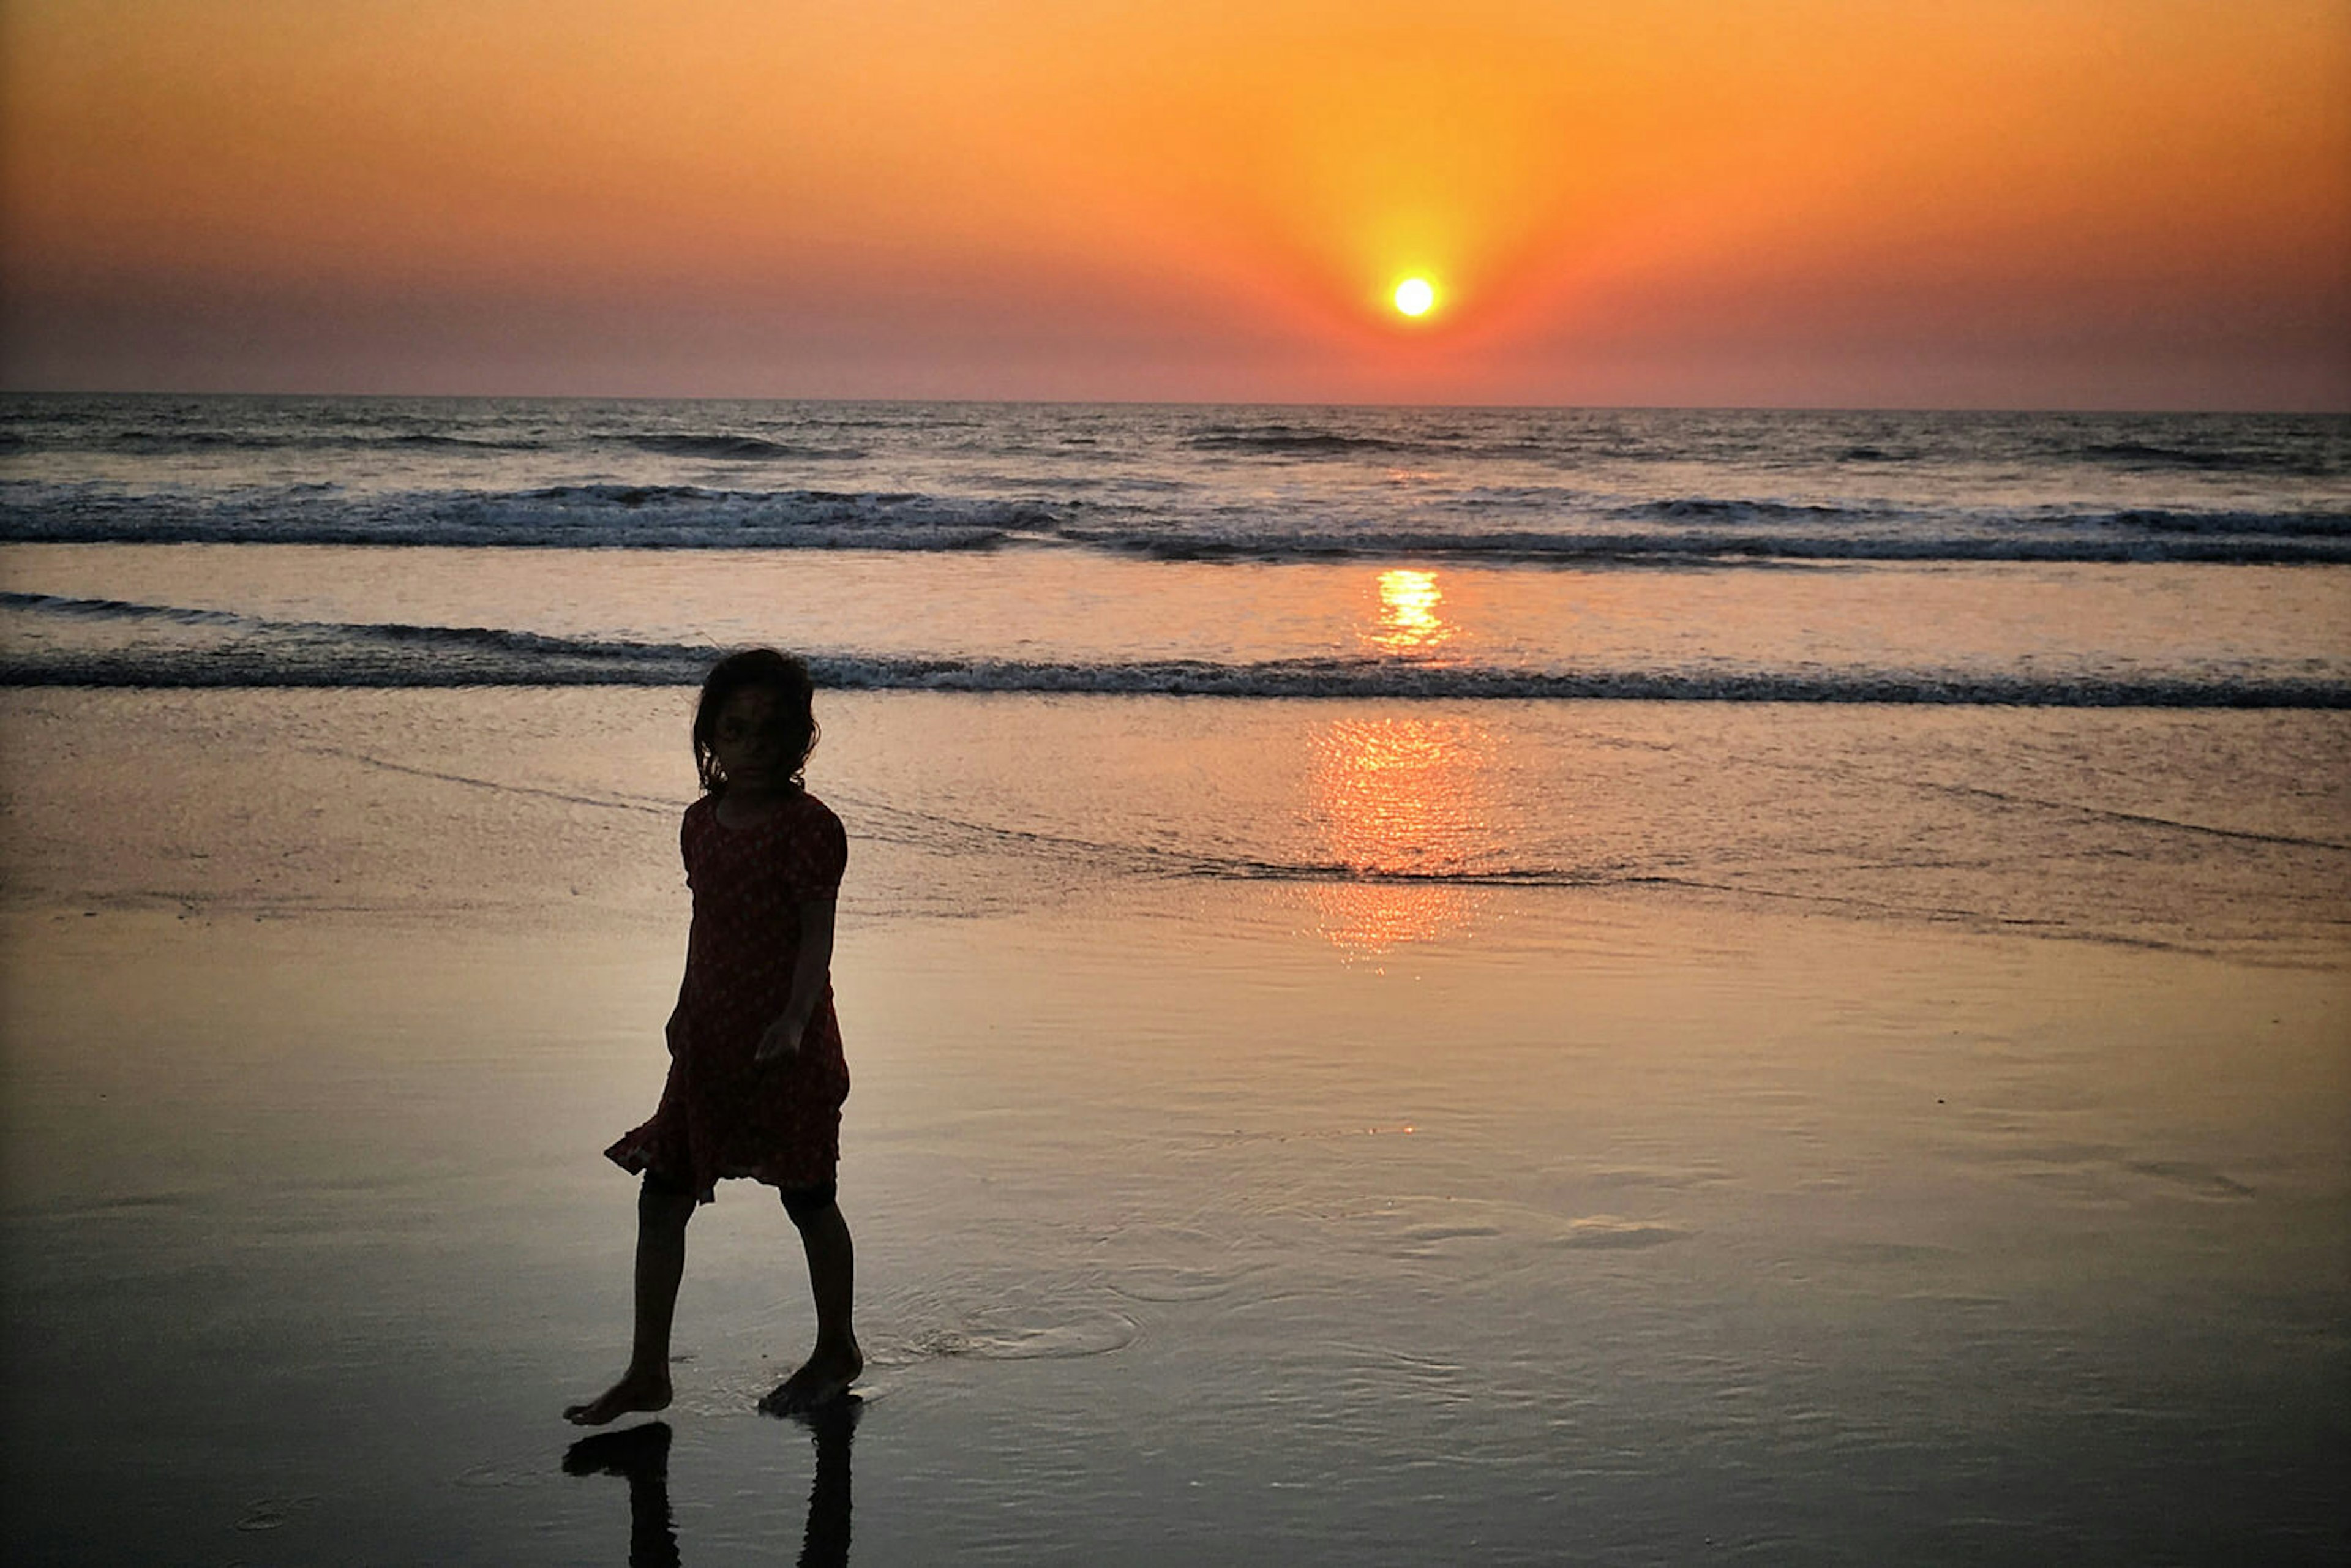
top-left (754, 898), bottom-right (837, 1065)
top-left (665, 981), bottom-right (688, 1056)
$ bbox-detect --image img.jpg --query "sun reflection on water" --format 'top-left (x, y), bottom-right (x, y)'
top-left (1367, 568), bottom-right (1449, 654)
top-left (1305, 714), bottom-right (1497, 956)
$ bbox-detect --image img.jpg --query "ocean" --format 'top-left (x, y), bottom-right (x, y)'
top-left (2, 396), bottom-right (2346, 1562)
top-left (3, 396), bottom-right (2347, 700)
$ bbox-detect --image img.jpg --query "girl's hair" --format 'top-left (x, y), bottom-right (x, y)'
top-left (692, 648), bottom-right (819, 795)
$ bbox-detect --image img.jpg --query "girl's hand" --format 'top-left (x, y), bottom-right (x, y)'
top-left (753, 1015), bottom-right (808, 1066)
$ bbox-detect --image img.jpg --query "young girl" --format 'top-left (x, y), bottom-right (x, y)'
top-left (566, 649), bottom-right (862, 1425)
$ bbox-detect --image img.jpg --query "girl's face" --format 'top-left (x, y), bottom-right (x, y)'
top-left (710, 686), bottom-right (793, 790)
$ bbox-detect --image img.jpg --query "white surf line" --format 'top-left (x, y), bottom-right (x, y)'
top-left (1618, 872), bottom-right (2241, 954)
top-left (1719, 741), bottom-right (2351, 854)
top-left (1908, 779), bottom-right (2351, 853)
top-left (287, 758), bottom-right (2332, 953)
top-left (838, 784), bottom-right (2213, 945)
top-left (296, 745), bottom-right (677, 815)
top-left (822, 789), bottom-right (1265, 877)
top-left (826, 789), bottom-right (1574, 885)
top-left (1621, 871), bottom-right (2030, 923)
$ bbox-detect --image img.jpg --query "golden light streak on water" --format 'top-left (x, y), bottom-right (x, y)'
top-left (1305, 714), bottom-right (1496, 955)
top-left (1367, 568), bottom-right (1449, 654)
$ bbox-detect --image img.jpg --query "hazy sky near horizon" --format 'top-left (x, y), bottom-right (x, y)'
top-left (3, 1), bottom-right (2345, 408)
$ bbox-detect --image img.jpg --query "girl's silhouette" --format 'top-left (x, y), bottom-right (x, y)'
top-left (568, 650), bottom-right (863, 1424)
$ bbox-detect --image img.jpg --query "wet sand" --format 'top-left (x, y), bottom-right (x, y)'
top-left (3, 689), bottom-right (2346, 1563)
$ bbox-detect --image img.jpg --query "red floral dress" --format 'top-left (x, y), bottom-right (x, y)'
top-left (604, 789), bottom-right (850, 1202)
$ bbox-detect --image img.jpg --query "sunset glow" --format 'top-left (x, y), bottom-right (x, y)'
top-left (1392, 279), bottom-right (1436, 318)
top-left (1, 1), bottom-right (2343, 405)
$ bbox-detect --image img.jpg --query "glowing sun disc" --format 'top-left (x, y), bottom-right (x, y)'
top-left (1393, 277), bottom-right (1436, 317)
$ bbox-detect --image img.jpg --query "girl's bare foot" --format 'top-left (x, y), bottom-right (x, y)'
top-left (757, 1341), bottom-right (863, 1416)
top-left (564, 1368), bottom-right (673, 1427)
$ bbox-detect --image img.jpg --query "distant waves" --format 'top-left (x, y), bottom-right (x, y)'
top-left (4, 482), bottom-right (2347, 565)
top-left (6, 397), bottom-right (2345, 565)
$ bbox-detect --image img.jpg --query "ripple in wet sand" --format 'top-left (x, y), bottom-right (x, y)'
top-left (873, 1305), bottom-right (1139, 1365)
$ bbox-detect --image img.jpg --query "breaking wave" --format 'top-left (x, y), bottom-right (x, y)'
top-left (621, 433), bottom-right (868, 461)
top-left (6, 591), bottom-right (2344, 706)
top-left (3, 482), bottom-right (2345, 563)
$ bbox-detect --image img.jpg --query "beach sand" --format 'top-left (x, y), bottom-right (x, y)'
top-left (3, 689), bottom-right (2345, 1563)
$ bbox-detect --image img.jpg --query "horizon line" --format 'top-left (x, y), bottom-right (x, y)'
top-left (4, 388), bottom-right (2347, 418)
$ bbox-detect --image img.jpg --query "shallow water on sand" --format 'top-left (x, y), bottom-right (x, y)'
top-left (2, 690), bottom-right (2346, 1563)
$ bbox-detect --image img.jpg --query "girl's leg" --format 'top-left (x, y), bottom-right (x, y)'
top-left (566, 1180), bottom-right (697, 1425)
top-left (629, 1181), bottom-right (697, 1375)
top-left (761, 1193), bottom-right (864, 1414)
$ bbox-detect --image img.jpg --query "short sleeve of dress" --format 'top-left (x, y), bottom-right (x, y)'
top-left (775, 798), bottom-right (848, 902)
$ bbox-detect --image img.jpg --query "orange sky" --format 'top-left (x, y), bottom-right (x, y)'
top-left (3, 0), bottom-right (2345, 407)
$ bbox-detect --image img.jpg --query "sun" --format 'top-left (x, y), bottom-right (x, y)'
top-left (1392, 277), bottom-right (1436, 317)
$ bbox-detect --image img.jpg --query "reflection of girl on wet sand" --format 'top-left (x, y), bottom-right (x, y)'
top-left (566, 1402), bottom-right (858, 1568)
top-left (567, 650), bottom-right (863, 1425)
